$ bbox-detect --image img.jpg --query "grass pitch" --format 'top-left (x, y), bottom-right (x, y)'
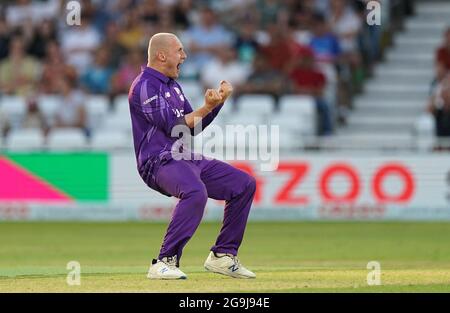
top-left (1, 221), bottom-right (450, 292)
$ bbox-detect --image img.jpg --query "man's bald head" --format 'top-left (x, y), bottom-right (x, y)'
top-left (147, 32), bottom-right (187, 79)
top-left (148, 33), bottom-right (179, 63)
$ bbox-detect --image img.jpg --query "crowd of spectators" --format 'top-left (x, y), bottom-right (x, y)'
top-left (0, 0), bottom-right (395, 140)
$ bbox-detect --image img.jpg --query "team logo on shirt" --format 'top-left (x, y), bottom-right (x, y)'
top-left (172, 108), bottom-right (184, 117)
top-left (173, 87), bottom-right (185, 102)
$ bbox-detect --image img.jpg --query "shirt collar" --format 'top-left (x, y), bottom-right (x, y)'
top-left (142, 66), bottom-right (171, 84)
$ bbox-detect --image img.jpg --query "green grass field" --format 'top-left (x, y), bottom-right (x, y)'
top-left (1, 221), bottom-right (450, 292)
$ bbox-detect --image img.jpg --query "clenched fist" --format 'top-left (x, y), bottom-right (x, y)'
top-left (204, 89), bottom-right (223, 111)
top-left (218, 80), bottom-right (233, 102)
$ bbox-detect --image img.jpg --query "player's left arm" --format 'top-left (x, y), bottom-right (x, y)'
top-left (181, 80), bottom-right (233, 135)
top-left (199, 80), bottom-right (232, 130)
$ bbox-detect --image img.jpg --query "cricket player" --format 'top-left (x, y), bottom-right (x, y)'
top-left (128, 33), bottom-right (256, 279)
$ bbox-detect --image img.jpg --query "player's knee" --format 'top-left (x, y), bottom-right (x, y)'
top-left (183, 186), bottom-right (208, 209)
top-left (244, 175), bottom-right (257, 194)
top-left (191, 189), bottom-right (208, 210)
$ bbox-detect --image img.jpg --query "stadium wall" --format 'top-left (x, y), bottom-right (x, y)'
top-left (1, 151), bottom-right (449, 221)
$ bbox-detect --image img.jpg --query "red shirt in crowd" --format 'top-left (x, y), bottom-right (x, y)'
top-left (289, 45), bottom-right (327, 94)
top-left (436, 46), bottom-right (450, 70)
top-left (290, 68), bottom-right (326, 91)
top-left (261, 39), bottom-right (303, 72)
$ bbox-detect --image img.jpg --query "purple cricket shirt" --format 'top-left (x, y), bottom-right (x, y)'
top-left (128, 66), bottom-right (222, 194)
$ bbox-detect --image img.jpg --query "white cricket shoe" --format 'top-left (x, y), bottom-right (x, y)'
top-left (147, 256), bottom-right (187, 280)
top-left (204, 252), bottom-right (256, 279)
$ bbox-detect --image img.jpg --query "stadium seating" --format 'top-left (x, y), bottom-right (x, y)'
top-left (46, 128), bottom-right (87, 150)
top-left (227, 112), bottom-right (264, 126)
top-left (85, 95), bottom-right (110, 129)
top-left (0, 95), bottom-right (27, 128)
top-left (219, 97), bottom-right (235, 114)
top-left (268, 113), bottom-right (310, 137)
top-left (90, 129), bottom-right (132, 150)
top-left (320, 133), bottom-right (415, 150)
top-left (278, 95), bottom-right (316, 136)
top-left (178, 79), bottom-right (204, 106)
top-left (222, 128), bottom-right (260, 150)
top-left (278, 95), bottom-right (315, 115)
top-left (278, 128), bottom-right (304, 150)
top-left (414, 114), bottom-right (436, 151)
top-left (101, 112), bottom-right (132, 132)
top-left (6, 128), bottom-right (46, 150)
top-left (113, 94), bottom-right (129, 116)
top-left (37, 95), bottom-right (61, 125)
top-left (206, 98), bottom-right (233, 128)
top-left (235, 94), bottom-right (275, 115)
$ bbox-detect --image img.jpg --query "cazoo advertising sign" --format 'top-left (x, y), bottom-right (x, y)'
top-left (1, 153), bottom-right (450, 221)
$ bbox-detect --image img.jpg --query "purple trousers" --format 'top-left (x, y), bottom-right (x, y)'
top-left (152, 157), bottom-right (256, 262)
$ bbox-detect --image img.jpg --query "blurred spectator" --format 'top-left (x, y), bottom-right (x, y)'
top-left (99, 0), bottom-right (134, 21)
top-left (138, 0), bottom-right (160, 25)
top-left (102, 22), bottom-right (127, 69)
top-left (200, 46), bottom-right (250, 90)
top-left (436, 27), bottom-right (450, 72)
top-left (234, 19), bottom-right (260, 64)
top-left (39, 41), bottom-right (78, 94)
top-left (328, 0), bottom-right (362, 56)
top-left (260, 23), bottom-right (303, 74)
top-left (290, 46), bottom-right (326, 95)
top-left (60, 15), bottom-right (101, 74)
top-left (21, 98), bottom-right (49, 136)
top-left (153, 5), bottom-right (177, 34)
top-left (289, 46), bottom-right (333, 135)
top-left (309, 11), bottom-right (340, 120)
top-left (235, 53), bottom-right (288, 104)
top-left (80, 0), bottom-right (111, 34)
top-left (183, 6), bottom-right (234, 74)
top-left (328, 0), bottom-right (362, 122)
top-left (0, 36), bottom-right (41, 96)
top-left (111, 48), bottom-right (145, 98)
top-left (18, 17), bottom-right (35, 51)
top-left (80, 48), bottom-right (114, 94)
top-left (54, 79), bottom-right (88, 132)
top-left (428, 63), bottom-right (450, 139)
top-left (213, 1), bottom-right (259, 31)
top-left (0, 17), bottom-right (11, 61)
top-left (357, 0), bottom-right (382, 76)
top-left (309, 12), bottom-right (341, 65)
top-left (117, 9), bottom-right (146, 51)
top-left (172, 0), bottom-right (195, 30)
top-left (328, 0), bottom-right (363, 85)
top-left (27, 19), bottom-right (58, 60)
top-left (290, 4), bottom-right (314, 45)
top-left (256, 0), bottom-right (285, 29)
top-left (300, 0), bottom-right (322, 12)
